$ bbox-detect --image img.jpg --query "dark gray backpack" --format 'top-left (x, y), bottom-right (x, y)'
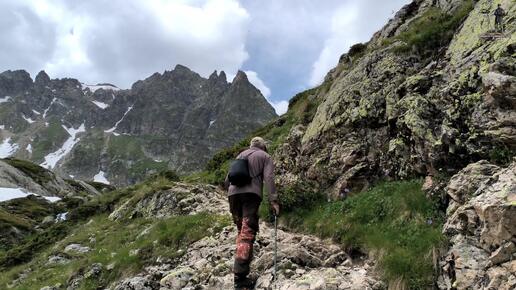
top-left (228, 151), bottom-right (257, 187)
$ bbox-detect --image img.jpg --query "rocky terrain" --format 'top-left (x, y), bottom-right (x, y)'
top-left (0, 178), bottom-right (383, 290)
top-left (0, 158), bottom-right (107, 251)
top-left (438, 160), bottom-right (516, 290)
top-left (0, 0), bottom-right (514, 289)
top-left (0, 66), bottom-right (276, 185)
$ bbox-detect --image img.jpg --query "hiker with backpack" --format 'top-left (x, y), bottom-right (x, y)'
top-left (225, 136), bottom-right (280, 290)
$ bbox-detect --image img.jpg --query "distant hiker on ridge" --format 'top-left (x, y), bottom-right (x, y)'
top-left (494, 4), bottom-right (506, 32)
top-left (225, 137), bottom-right (280, 290)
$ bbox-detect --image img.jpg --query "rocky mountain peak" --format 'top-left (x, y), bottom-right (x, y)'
top-left (232, 70), bottom-right (248, 84)
top-left (171, 64), bottom-right (194, 76)
top-left (208, 70), bottom-right (228, 87)
top-left (35, 70), bottom-right (51, 85)
top-left (0, 64), bottom-right (276, 185)
top-left (0, 69), bottom-right (33, 96)
top-left (218, 70), bottom-right (227, 83)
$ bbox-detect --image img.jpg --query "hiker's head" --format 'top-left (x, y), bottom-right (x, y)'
top-left (250, 136), bottom-right (267, 151)
top-left (498, 4), bottom-right (501, 7)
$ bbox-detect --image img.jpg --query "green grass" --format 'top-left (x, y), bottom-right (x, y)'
top-left (3, 158), bottom-right (54, 185)
top-left (281, 180), bottom-right (444, 289)
top-left (394, 1), bottom-right (474, 57)
top-left (31, 118), bottom-right (69, 162)
top-left (107, 135), bottom-right (169, 183)
top-left (0, 213), bottom-right (230, 290)
top-left (0, 173), bottom-right (230, 289)
top-left (0, 196), bottom-right (64, 251)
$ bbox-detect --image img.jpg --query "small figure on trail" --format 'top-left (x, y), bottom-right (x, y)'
top-left (225, 137), bottom-right (280, 290)
top-left (494, 4), bottom-right (506, 32)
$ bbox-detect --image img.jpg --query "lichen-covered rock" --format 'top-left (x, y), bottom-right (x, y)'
top-left (272, 0), bottom-right (516, 199)
top-left (109, 182), bottom-right (227, 220)
top-left (437, 160), bottom-right (516, 290)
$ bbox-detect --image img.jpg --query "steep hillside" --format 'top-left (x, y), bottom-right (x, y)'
top-left (273, 0), bottom-right (514, 199)
top-left (0, 0), bottom-right (514, 289)
top-left (192, 0), bottom-right (515, 288)
top-left (0, 65), bottom-right (277, 185)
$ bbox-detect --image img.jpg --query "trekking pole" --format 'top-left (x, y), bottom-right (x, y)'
top-left (273, 214), bottom-right (278, 290)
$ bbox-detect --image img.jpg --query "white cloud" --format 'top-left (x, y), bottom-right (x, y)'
top-left (2, 0), bottom-right (251, 88)
top-left (244, 70), bottom-right (271, 98)
top-left (309, 0), bottom-right (411, 86)
top-left (270, 100), bottom-right (289, 115)
top-left (244, 70), bottom-right (288, 115)
top-left (1, 0), bottom-right (411, 105)
top-left (309, 4), bottom-right (359, 86)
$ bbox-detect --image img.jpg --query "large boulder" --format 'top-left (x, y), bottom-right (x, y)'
top-left (438, 160), bottom-right (516, 290)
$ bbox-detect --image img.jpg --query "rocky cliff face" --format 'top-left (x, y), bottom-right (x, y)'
top-left (438, 160), bottom-right (515, 290)
top-left (272, 0), bottom-right (514, 199)
top-left (0, 65), bottom-right (276, 185)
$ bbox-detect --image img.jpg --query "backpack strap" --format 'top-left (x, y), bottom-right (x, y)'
top-left (241, 150), bottom-right (262, 179)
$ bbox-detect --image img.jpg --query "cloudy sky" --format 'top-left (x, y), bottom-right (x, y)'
top-left (0, 0), bottom-right (410, 114)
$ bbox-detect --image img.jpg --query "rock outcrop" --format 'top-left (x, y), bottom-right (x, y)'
top-left (272, 0), bottom-right (515, 199)
top-left (0, 65), bottom-right (277, 185)
top-left (438, 160), bottom-right (516, 290)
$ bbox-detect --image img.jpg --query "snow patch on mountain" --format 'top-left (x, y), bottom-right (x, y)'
top-left (22, 114), bottom-right (35, 124)
top-left (43, 98), bottom-right (57, 118)
top-left (82, 83), bottom-right (120, 92)
top-left (0, 96), bottom-right (11, 103)
top-left (41, 123), bottom-right (86, 169)
top-left (93, 170), bottom-right (110, 184)
top-left (91, 100), bottom-right (109, 109)
top-left (0, 137), bottom-right (19, 158)
top-left (0, 187), bottom-right (61, 203)
top-left (105, 105), bottom-right (134, 133)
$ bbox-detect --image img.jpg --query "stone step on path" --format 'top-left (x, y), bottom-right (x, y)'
top-left (115, 219), bottom-right (384, 290)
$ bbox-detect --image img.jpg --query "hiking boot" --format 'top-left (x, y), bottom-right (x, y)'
top-left (234, 276), bottom-right (255, 290)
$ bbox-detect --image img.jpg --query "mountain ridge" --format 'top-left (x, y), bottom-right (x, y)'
top-left (0, 65), bottom-right (277, 185)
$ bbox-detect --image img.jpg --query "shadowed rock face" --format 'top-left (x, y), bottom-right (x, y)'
top-left (0, 65), bottom-right (277, 185)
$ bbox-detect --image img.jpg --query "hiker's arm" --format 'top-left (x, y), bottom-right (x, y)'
top-left (224, 173), bottom-right (230, 191)
top-left (264, 156), bottom-right (278, 202)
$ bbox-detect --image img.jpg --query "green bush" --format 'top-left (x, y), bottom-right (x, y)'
top-left (395, 1), bottom-right (474, 56)
top-left (348, 43), bottom-right (368, 58)
top-left (282, 180), bottom-right (444, 289)
top-left (489, 144), bottom-right (514, 166)
top-left (279, 181), bottom-right (324, 213)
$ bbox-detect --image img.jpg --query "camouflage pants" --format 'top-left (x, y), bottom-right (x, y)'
top-left (228, 193), bottom-right (261, 279)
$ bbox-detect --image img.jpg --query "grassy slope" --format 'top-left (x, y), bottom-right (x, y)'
top-left (281, 180), bottom-right (443, 289)
top-left (0, 175), bottom-right (229, 290)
